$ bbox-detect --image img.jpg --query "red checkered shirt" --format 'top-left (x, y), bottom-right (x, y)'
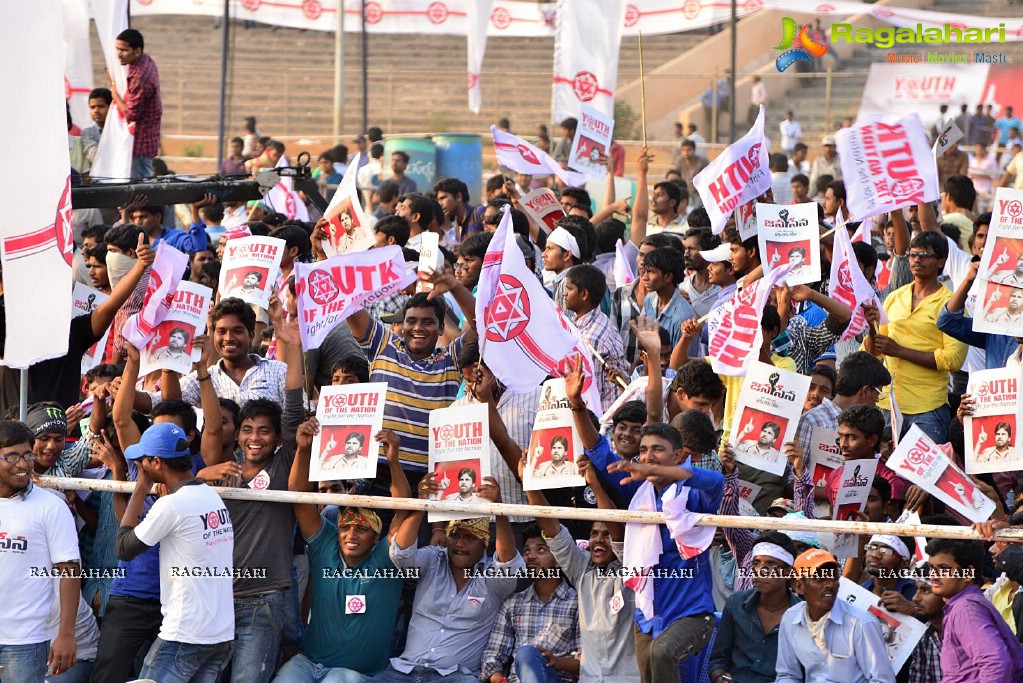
top-left (124, 53), bottom-right (162, 157)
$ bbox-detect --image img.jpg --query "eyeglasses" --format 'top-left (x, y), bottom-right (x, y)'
top-left (2, 452), bottom-right (37, 465)
top-left (865, 543), bottom-right (897, 556)
top-left (908, 251), bottom-right (937, 260)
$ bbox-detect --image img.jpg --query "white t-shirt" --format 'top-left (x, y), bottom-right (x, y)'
top-left (134, 481), bottom-right (235, 644)
top-left (0, 484), bottom-right (80, 644)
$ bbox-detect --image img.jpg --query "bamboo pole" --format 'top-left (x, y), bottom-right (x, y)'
top-left (39, 476), bottom-right (1023, 542)
top-left (638, 31), bottom-right (647, 147)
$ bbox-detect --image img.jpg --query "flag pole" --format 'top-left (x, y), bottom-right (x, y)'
top-left (18, 369), bottom-right (27, 421)
top-left (581, 338), bottom-right (629, 390)
top-left (638, 31), bottom-right (647, 147)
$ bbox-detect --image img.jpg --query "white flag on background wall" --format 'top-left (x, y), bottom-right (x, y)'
top-left (63, 0), bottom-right (93, 132)
top-left (91, 0), bottom-right (134, 180)
top-left (551, 0), bottom-right (626, 123)
top-left (466, 0), bottom-right (494, 114)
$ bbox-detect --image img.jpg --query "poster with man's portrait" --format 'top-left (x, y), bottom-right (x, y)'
top-left (524, 379), bottom-right (586, 491)
top-left (428, 403), bottom-right (490, 521)
top-left (139, 281), bottom-right (211, 376)
top-left (311, 383), bottom-right (388, 482)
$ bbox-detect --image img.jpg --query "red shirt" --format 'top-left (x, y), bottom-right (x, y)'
top-left (826, 457), bottom-right (910, 509)
top-left (124, 53), bottom-right (162, 157)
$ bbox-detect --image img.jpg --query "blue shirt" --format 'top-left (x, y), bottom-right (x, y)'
top-left (997, 116), bottom-right (1022, 144)
top-left (709, 589), bottom-right (801, 683)
top-left (152, 223), bottom-right (210, 254)
top-left (937, 304), bottom-right (1018, 369)
top-left (775, 599), bottom-right (896, 683)
top-left (642, 289), bottom-right (695, 351)
top-left (302, 520), bottom-right (403, 673)
top-left (862, 577), bottom-right (917, 601)
top-left (587, 436), bottom-right (724, 636)
top-left (109, 460), bottom-right (161, 601)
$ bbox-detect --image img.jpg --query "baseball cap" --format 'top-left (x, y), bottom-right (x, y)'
top-left (768, 498), bottom-right (797, 514)
top-left (699, 243), bottom-right (731, 263)
top-left (822, 134), bottom-right (837, 146)
top-left (793, 548), bottom-right (839, 577)
top-left (124, 423), bottom-right (192, 461)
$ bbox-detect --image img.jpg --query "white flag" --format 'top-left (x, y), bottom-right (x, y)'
top-left (90, 0), bottom-right (134, 180)
top-left (829, 219), bottom-right (886, 342)
top-left (264, 157), bottom-right (310, 222)
top-left (836, 114), bottom-right (939, 221)
top-left (552, 0), bottom-right (626, 122)
top-left (475, 208), bottom-right (578, 393)
top-left (492, 126), bottom-right (588, 188)
top-left (933, 118), bottom-right (964, 156)
top-left (694, 106), bottom-right (771, 235)
top-left (0, 0), bottom-right (74, 367)
top-left (466, 0), bottom-right (494, 114)
top-left (613, 240), bottom-right (635, 287)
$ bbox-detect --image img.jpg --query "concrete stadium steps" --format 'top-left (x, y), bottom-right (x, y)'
top-left (761, 0), bottom-right (1023, 154)
top-left (93, 14), bottom-right (703, 139)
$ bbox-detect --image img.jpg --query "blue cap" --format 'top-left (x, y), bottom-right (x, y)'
top-left (124, 423), bottom-right (192, 461)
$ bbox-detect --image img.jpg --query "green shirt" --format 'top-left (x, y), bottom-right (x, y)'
top-left (302, 519), bottom-right (404, 673)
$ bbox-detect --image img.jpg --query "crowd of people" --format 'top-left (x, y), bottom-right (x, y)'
top-left (11, 22), bottom-right (1023, 683)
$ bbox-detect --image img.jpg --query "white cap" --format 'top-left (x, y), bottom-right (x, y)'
top-left (699, 243), bottom-right (731, 263)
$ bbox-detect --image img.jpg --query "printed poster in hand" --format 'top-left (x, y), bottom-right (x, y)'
top-left (427, 402), bottom-right (491, 522)
top-left (807, 427), bottom-right (843, 489)
top-left (838, 577), bottom-right (928, 674)
top-left (887, 424), bottom-right (996, 523)
top-left (219, 236), bottom-right (286, 309)
top-left (140, 281), bottom-right (212, 376)
top-left (310, 383), bottom-right (388, 482)
top-left (974, 188), bottom-right (1023, 335)
top-left (736, 479), bottom-right (761, 517)
top-left (519, 188), bottom-right (565, 235)
top-left (964, 369), bottom-right (1021, 474)
top-left (73, 283), bottom-right (110, 374)
top-left (831, 458), bottom-right (878, 559)
top-left (321, 153), bottom-right (374, 257)
top-left (568, 104), bottom-right (614, 178)
top-left (757, 202), bottom-right (821, 286)
top-left (729, 361), bottom-right (810, 476)
top-left (524, 378), bottom-right (587, 491)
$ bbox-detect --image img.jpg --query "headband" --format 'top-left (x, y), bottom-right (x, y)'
top-left (547, 227), bottom-right (581, 260)
top-left (446, 517), bottom-right (491, 545)
top-left (26, 406), bottom-right (68, 438)
top-left (869, 534), bottom-right (911, 560)
top-left (338, 507), bottom-right (382, 535)
top-left (751, 542), bottom-right (794, 567)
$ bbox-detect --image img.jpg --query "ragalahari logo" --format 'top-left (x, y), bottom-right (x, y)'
top-left (774, 17), bottom-right (829, 72)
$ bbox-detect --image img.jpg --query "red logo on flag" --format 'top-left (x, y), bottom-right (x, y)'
top-left (3, 176), bottom-right (73, 264)
top-left (427, 2), bottom-right (449, 24)
top-left (683, 0), bottom-right (701, 20)
top-left (624, 4), bottom-right (640, 26)
top-left (242, 0), bottom-right (260, 10)
top-left (1007, 200), bottom-right (1023, 218)
top-left (365, 1), bottom-right (383, 23)
top-left (283, 191), bottom-right (297, 219)
top-left (54, 177), bottom-right (74, 266)
top-left (572, 71), bottom-right (599, 102)
top-left (64, 77), bottom-right (71, 101)
top-left (467, 73), bottom-right (479, 90)
top-left (308, 270), bottom-right (340, 305)
top-left (486, 275), bottom-right (531, 342)
top-left (890, 178), bottom-right (925, 199)
top-left (302, 0), bottom-right (323, 20)
top-left (517, 144), bottom-right (540, 165)
top-left (491, 6), bottom-right (511, 29)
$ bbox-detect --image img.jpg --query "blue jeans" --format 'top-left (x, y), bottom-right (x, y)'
top-left (367, 665), bottom-right (480, 683)
top-left (513, 645), bottom-right (562, 683)
top-left (282, 559), bottom-right (307, 649)
top-left (138, 638), bottom-right (232, 683)
top-left (132, 155), bottom-right (154, 179)
top-left (0, 641), bottom-right (49, 683)
top-left (232, 590), bottom-right (286, 683)
top-left (272, 652), bottom-right (368, 682)
top-left (47, 658), bottom-right (95, 683)
top-left (901, 404), bottom-right (951, 445)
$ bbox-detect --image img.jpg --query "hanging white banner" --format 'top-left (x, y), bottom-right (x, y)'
top-left (91, 0), bottom-right (134, 181)
top-left (551, 0), bottom-right (626, 123)
top-left (63, 0), bottom-right (94, 132)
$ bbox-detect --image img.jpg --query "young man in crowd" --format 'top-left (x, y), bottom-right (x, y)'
top-left (110, 28), bottom-right (161, 178)
top-left (562, 264), bottom-right (628, 409)
top-left (680, 228), bottom-right (721, 318)
top-left (80, 87), bottom-right (111, 167)
top-left (640, 246), bottom-right (694, 351)
top-left (906, 565), bottom-right (944, 683)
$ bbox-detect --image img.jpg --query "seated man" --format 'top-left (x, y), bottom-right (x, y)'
top-left (480, 525), bottom-right (580, 683)
top-left (274, 420), bottom-right (411, 682)
top-left (373, 474), bottom-right (525, 682)
top-left (776, 549), bottom-right (895, 682)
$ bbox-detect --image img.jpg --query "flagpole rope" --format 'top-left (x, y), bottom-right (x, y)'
top-left (41, 476), bottom-right (1020, 542)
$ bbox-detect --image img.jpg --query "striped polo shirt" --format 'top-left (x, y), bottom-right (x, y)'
top-left (358, 319), bottom-right (464, 471)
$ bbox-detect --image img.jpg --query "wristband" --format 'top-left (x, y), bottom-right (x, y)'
top-left (569, 403), bottom-right (587, 412)
top-left (197, 374), bottom-right (211, 382)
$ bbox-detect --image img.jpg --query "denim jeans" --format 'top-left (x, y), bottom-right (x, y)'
top-left (0, 641), bottom-right (49, 683)
top-left (46, 658), bottom-right (95, 683)
top-left (513, 645), bottom-right (562, 683)
top-left (139, 637), bottom-right (232, 683)
top-left (90, 595), bottom-right (163, 683)
top-left (281, 559), bottom-right (307, 649)
top-left (132, 155), bottom-right (154, 179)
top-left (367, 664), bottom-right (480, 683)
top-left (633, 613), bottom-right (715, 683)
top-left (232, 590), bottom-right (286, 683)
top-left (271, 652), bottom-right (368, 683)
top-left (901, 404), bottom-right (951, 445)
